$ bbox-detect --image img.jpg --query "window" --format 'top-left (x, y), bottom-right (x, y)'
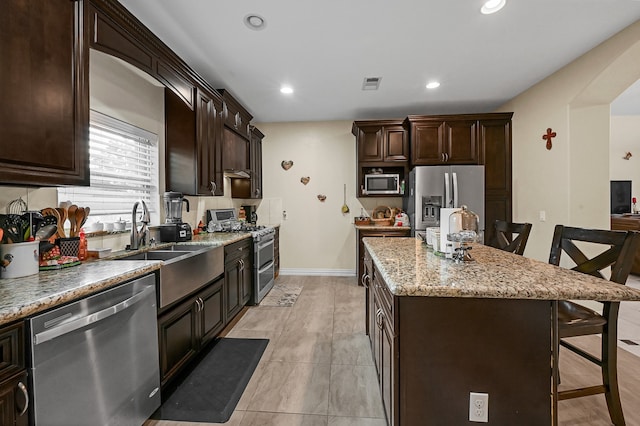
top-left (58, 110), bottom-right (159, 227)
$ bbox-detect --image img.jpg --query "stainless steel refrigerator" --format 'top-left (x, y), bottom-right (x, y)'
top-left (403, 165), bottom-right (485, 235)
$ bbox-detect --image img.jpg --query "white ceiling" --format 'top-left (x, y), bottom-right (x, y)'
top-left (117, 0), bottom-right (640, 123)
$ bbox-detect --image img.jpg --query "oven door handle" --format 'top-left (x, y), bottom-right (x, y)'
top-left (255, 238), bottom-right (274, 251)
top-left (257, 260), bottom-right (274, 273)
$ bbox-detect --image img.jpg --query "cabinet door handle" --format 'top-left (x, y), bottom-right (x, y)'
top-left (255, 188), bottom-right (261, 196)
top-left (210, 181), bottom-right (217, 195)
top-left (361, 273), bottom-right (366, 286)
top-left (17, 381), bottom-right (28, 416)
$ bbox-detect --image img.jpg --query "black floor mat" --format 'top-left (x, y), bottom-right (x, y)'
top-left (152, 337), bottom-right (268, 423)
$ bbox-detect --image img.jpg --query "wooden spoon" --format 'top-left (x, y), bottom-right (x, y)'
top-left (75, 207), bottom-right (85, 234)
top-left (55, 207), bottom-right (67, 238)
top-left (81, 207), bottom-right (90, 229)
top-left (67, 204), bottom-right (78, 237)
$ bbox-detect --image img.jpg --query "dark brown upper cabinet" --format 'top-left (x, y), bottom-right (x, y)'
top-left (218, 90), bottom-right (252, 141)
top-left (0, 0), bottom-right (89, 186)
top-left (231, 126), bottom-right (264, 199)
top-left (405, 116), bottom-right (479, 166)
top-left (353, 120), bottom-right (409, 163)
top-left (249, 126), bottom-right (264, 199)
top-left (196, 89), bottom-right (224, 196)
top-left (218, 90), bottom-right (254, 197)
top-left (352, 120), bottom-right (409, 198)
top-left (165, 87), bottom-right (225, 196)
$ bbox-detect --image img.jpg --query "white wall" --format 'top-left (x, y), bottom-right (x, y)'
top-left (610, 115), bottom-right (640, 203)
top-left (255, 121), bottom-right (403, 275)
top-left (501, 20), bottom-right (640, 261)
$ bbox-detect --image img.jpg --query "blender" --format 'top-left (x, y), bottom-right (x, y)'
top-left (159, 192), bottom-right (192, 242)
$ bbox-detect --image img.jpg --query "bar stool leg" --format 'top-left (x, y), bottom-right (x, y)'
top-left (603, 318), bottom-right (625, 426)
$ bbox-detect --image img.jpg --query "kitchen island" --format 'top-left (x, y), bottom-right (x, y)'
top-left (362, 237), bottom-right (640, 426)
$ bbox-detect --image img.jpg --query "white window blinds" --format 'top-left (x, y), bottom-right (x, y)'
top-left (58, 110), bottom-right (159, 226)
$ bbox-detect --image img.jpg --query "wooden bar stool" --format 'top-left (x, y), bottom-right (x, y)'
top-left (548, 225), bottom-right (640, 425)
top-left (491, 220), bottom-right (532, 255)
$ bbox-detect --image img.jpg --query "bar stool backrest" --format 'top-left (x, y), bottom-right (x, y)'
top-left (493, 220), bottom-right (533, 256)
top-left (548, 225), bottom-right (640, 284)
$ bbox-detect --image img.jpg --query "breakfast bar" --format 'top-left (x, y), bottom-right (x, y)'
top-left (362, 237), bottom-right (640, 426)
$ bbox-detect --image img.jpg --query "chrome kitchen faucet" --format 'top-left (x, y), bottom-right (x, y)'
top-left (130, 200), bottom-right (150, 250)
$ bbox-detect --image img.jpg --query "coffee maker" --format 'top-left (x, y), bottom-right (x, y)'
top-left (242, 205), bottom-right (258, 224)
top-left (159, 192), bottom-right (192, 242)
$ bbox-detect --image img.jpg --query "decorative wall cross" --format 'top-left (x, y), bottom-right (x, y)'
top-left (542, 128), bottom-right (556, 150)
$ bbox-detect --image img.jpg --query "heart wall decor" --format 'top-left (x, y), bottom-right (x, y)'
top-left (300, 177), bottom-right (310, 185)
top-left (281, 160), bottom-right (294, 170)
top-left (317, 195), bottom-right (326, 202)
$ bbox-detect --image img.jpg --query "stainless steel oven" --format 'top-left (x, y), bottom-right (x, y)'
top-left (253, 227), bottom-right (275, 304)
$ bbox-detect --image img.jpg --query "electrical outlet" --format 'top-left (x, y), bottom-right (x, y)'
top-left (469, 392), bottom-right (489, 422)
top-left (539, 210), bottom-right (546, 222)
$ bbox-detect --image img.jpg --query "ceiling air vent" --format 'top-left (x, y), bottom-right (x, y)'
top-left (362, 77), bottom-right (382, 91)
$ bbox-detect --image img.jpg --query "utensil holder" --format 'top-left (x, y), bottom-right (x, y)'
top-left (0, 241), bottom-right (39, 278)
top-left (56, 237), bottom-right (80, 258)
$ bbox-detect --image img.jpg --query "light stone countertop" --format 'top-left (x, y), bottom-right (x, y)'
top-left (0, 231), bottom-right (254, 326)
top-left (363, 237), bottom-right (640, 301)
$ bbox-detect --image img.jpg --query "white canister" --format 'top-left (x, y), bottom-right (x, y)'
top-left (432, 230), bottom-right (441, 253)
top-left (0, 241), bottom-right (40, 279)
top-left (426, 227), bottom-right (439, 247)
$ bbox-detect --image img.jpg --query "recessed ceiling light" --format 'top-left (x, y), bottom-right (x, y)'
top-left (426, 82), bottom-right (440, 89)
top-left (244, 14), bottom-right (266, 30)
top-left (481, 0), bottom-right (506, 14)
top-left (280, 86), bottom-right (294, 94)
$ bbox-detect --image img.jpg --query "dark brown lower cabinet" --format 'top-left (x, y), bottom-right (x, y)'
top-left (0, 322), bottom-right (28, 426)
top-left (0, 371), bottom-right (28, 426)
top-left (157, 277), bottom-right (224, 387)
top-left (371, 266), bottom-right (396, 425)
top-left (224, 239), bottom-right (253, 320)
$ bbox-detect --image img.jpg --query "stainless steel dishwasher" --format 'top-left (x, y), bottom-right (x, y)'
top-left (28, 274), bottom-right (161, 426)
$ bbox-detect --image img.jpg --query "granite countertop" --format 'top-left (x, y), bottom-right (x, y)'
top-left (363, 237), bottom-right (640, 301)
top-left (0, 231), bottom-right (255, 326)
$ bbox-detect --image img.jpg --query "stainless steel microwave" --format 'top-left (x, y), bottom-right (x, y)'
top-left (364, 173), bottom-right (400, 195)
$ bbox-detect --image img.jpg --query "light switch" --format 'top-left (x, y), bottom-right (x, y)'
top-left (539, 211), bottom-right (546, 222)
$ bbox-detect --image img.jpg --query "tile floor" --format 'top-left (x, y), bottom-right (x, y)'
top-left (146, 275), bottom-right (387, 426)
top-left (146, 273), bottom-right (640, 426)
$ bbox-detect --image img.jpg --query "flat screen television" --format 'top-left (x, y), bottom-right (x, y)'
top-left (611, 180), bottom-right (632, 214)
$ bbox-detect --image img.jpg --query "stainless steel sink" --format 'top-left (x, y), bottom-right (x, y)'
top-left (116, 250), bottom-right (192, 261)
top-left (114, 245), bottom-right (224, 309)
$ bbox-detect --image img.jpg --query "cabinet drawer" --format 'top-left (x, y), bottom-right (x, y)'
top-left (225, 239), bottom-right (252, 263)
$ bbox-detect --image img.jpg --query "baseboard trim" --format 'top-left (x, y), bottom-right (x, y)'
top-left (279, 268), bottom-right (356, 277)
